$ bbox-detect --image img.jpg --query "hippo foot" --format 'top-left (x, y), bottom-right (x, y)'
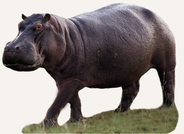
top-left (114, 108), bottom-right (128, 113)
top-left (159, 103), bottom-right (176, 109)
top-left (114, 107), bottom-right (121, 113)
top-left (22, 121), bottom-right (60, 133)
top-left (41, 118), bottom-right (59, 128)
top-left (67, 117), bottom-right (84, 123)
top-left (114, 105), bottom-right (130, 113)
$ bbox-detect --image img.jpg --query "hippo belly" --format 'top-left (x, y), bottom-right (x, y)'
top-left (87, 46), bottom-right (153, 88)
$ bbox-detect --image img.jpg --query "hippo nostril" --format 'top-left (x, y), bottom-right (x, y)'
top-left (15, 46), bottom-right (20, 51)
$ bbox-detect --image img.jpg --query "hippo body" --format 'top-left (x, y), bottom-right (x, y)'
top-left (3, 3), bottom-right (176, 127)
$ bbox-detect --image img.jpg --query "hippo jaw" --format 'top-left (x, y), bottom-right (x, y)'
top-left (4, 57), bottom-right (43, 71)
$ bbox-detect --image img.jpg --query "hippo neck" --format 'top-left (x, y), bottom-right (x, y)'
top-left (45, 16), bottom-right (85, 81)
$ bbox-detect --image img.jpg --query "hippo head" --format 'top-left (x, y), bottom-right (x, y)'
top-left (3, 14), bottom-right (66, 71)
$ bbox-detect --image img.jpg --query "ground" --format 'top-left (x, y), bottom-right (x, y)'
top-left (22, 106), bottom-right (178, 133)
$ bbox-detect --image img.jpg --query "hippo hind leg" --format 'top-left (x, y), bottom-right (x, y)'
top-left (115, 80), bottom-right (140, 112)
top-left (157, 69), bottom-right (175, 107)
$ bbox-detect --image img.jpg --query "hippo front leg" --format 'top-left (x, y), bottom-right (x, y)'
top-left (42, 79), bottom-right (85, 128)
top-left (68, 92), bottom-right (83, 122)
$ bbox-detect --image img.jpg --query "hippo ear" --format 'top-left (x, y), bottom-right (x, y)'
top-left (44, 14), bottom-right (51, 22)
top-left (22, 14), bottom-right (27, 20)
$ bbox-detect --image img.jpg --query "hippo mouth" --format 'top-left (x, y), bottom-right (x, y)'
top-left (4, 60), bottom-right (43, 71)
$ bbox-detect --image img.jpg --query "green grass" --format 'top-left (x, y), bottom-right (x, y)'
top-left (22, 106), bottom-right (178, 133)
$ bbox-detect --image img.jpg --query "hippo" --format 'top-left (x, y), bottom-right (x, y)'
top-left (2, 3), bottom-right (175, 127)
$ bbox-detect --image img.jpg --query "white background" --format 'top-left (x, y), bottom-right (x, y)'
top-left (0, 0), bottom-right (183, 133)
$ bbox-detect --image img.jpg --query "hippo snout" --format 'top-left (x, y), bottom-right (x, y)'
top-left (4, 41), bottom-right (21, 51)
top-left (3, 41), bottom-right (42, 71)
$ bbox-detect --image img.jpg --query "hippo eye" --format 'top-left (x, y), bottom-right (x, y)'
top-left (37, 24), bottom-right (42, 29)
top-left (34, 23), bottom-right (43, 34)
